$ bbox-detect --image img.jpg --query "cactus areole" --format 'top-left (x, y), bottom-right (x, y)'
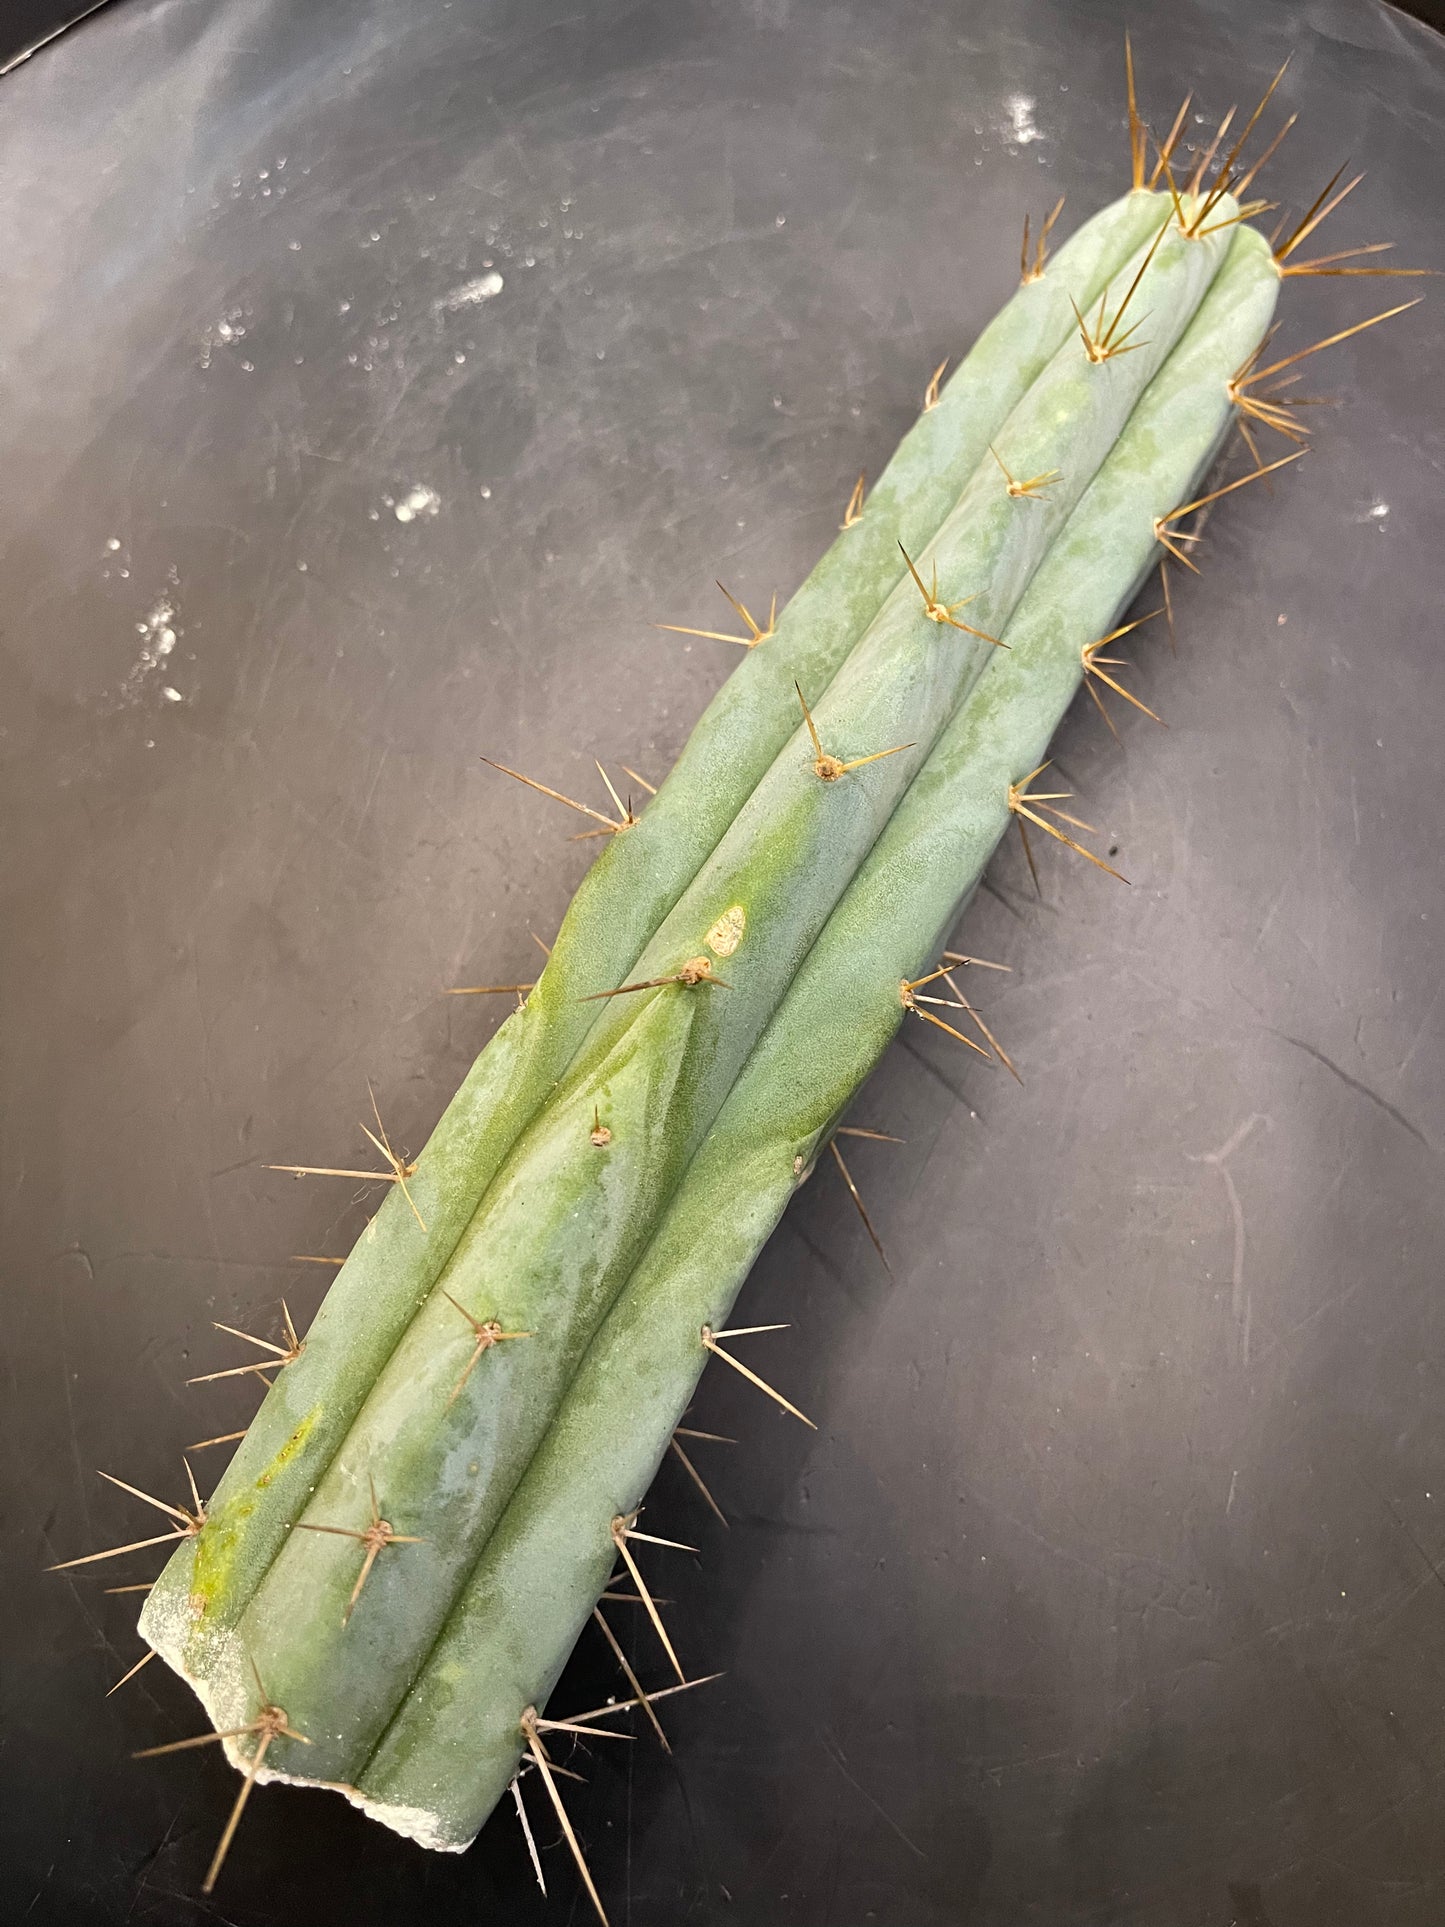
top-left (59, 55), bottom-right (1415, 1913)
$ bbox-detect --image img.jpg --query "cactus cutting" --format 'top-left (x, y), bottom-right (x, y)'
top-left (48, 40), bottom-right (1429, 1919)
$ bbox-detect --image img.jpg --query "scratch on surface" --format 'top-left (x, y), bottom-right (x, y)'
top-left (1253, 884), bottom-right (1286, 953)
top-left (1397, 981), bottom-right (1442, 1079)
top-left (1378, 1491), bottom-right (1445, 1603)
top-left (818, 1730), bottom-right (927, 1859)
top-left (1272, 1031), bottom-right (1430, 1151)
top-left (1189, 1114), bottom-right (1268, 1367)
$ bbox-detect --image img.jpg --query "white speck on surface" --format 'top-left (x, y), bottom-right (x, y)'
top-left (393, 485), bottom-right (441, 524)
top-left (200, 311), bottom-right (247, 368)
top-left (105, 537), bottom-right (121, 552)
top-left (161, 685), bottom-right (184, 703)
top-left (1369, 501), bottom-right (1389, 519)
top-left (775, 214), bottom-right (786, 227)
top-left (288, 239), bottom-right (302, 251)
top-left (479, 486), bottom-right (491, 499)
top-left (1002, 93), bottom-right (1044, 146)
top-left (435, 270), bottom-right (503, 312)
top-left (116, 596), bottom-right (183, 707)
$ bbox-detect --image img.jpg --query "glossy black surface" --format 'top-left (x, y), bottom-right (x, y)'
top-left (3, 1), bottom-right (1443, 1921)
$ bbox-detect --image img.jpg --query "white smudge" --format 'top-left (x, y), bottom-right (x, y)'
top-left (116, 596), bottom-right (182, 707)
top-left (200, 311), bottom-right (247, 369)
top-left (1002, 93), bottom-right (1044, 146)
top-left (393, 485), bottom-right (441, 524)
top-left (435, 270), bottom-right (504, 313)
top-left (161, 685), bottom-right (184, 703)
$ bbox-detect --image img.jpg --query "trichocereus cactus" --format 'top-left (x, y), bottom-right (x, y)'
top-left (54, 48), bottom-right (1423, 1918)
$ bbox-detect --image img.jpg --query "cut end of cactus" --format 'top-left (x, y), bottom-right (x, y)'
top-left (138, 1586), bottom-right (479, 1851)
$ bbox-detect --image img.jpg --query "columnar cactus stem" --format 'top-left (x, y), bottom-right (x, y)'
top-left (140, 188), bottom-right (1176, 1655)
top-left (150, 205), bottom-right (1236, 1790)
top-left (349, 222), bottom-right (1284, 1848)
top-left (98, 104), bottom-right (1408, 1893)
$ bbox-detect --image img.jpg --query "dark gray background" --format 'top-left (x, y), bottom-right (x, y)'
top-left (2, 1), bottom-right (1442, 1922)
